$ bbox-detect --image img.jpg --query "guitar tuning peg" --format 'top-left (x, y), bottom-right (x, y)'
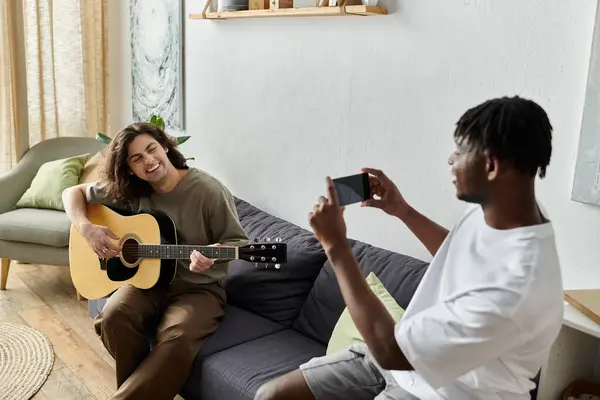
top-left (275, 264), bottom-right (281, 269)
top-left (254, 262), bottom-right (259, 268)
top-left (254, 238), bottom-right (260, 243)
top-left (275, 237), bottom-right (282, 243)
top-left (266, 238), bottom-right (271, 242)
top-left (264, 263), bottom-right (269, 268)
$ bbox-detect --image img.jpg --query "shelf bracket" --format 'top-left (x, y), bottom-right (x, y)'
top-left (202, 0), bottom-right (213, 18)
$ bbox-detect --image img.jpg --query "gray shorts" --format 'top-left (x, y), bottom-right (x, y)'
top-left (299, 343), bottom-right (418, 400)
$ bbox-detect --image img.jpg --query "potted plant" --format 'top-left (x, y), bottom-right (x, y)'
top-left (95, 115), bottom-right (194, 160)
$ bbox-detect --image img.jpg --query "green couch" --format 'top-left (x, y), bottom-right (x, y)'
top-left (0, 137), bottom-right (105, 293)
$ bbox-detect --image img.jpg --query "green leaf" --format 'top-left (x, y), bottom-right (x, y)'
top-left (176, 136), bottom-right (190, 145)
top-left (95, 133), bottom-right (112, 144)
top-left (149, 115), bottom-right (165, 130)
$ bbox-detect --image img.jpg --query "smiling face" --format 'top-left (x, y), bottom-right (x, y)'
top-left (448, 137), bottom-right (494, 204)
top-left (127, 133), bottom-right (171, 183)
top-left (101, 122), bottom-right (190, 203)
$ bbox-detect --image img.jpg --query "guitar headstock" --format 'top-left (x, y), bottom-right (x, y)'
top-left (238, 237), bottom-right (287, 269)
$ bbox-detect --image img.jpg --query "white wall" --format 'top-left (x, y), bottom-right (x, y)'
top-left (108, 0), bottom-right (600, 290)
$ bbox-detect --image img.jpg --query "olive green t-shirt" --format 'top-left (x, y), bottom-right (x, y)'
top-left (85, 167), bottom-right (249, 285)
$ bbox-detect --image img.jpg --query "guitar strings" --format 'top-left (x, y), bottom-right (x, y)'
top-left (119, 244), bottom-right (236, 258)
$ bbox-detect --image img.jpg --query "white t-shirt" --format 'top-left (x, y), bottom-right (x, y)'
top-left (392, 204), bottom-right (563, 399)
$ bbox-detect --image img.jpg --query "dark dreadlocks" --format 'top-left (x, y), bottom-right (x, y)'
top-left (454, 96), bottom-right (553, 178)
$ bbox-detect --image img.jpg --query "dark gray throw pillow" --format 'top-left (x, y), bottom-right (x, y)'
top-left (224, 198), bottom-right (328, 326)
top-left (293, 239), bottom-right (429, 344)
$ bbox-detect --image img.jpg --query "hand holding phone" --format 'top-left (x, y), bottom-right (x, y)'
top-left (360, 168), bottom-right (409, 218)
top-left (307, 177), bottom-right (349, 252)
top-left (332, 172), bottom-right (371, 207)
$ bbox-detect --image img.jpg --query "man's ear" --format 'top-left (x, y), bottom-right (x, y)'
top-left (486, 156), bottom-right (499, 181)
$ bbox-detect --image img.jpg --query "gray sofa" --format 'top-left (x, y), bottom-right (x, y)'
top-left (88, 198), bottom-right (541, 399)
top-left (0, 137), bottom-right (105, 291)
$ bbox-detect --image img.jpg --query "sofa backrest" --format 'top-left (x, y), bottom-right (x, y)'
top-left (293, 239), bottom-right (429, 345)
top-left (225, 198), bottom-right (429, 342)
top-left (223, 198), bottom-right (328, 326)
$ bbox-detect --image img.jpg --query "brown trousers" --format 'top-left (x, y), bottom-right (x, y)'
top-left (94, 278), bottom-right (226, 400)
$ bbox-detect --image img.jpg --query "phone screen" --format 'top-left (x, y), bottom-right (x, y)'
top-left (332, 173), bottom-right (371, 206)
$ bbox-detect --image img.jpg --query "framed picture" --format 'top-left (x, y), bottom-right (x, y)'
top-left (572, 3), bottom-right (600, 205)
top-left (130, 0), bottom-right (184, 131)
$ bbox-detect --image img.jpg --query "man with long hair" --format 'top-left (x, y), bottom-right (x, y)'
top-left (255, 96), bottom-right (563, 399)
top-left (63, 122), bottom-right (248, 399)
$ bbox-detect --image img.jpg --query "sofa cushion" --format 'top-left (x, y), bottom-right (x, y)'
top-left (293, 239), bottom-right (428, 345)
top-left (79, 151), bottom-right (106, 184)
top-left (326, 271), bottom-right (405, 355)
top-left (0, 208), bottom-right (71, 247)
top-left (199, 305), bottom-right (286, 358)
top-left (224, 198), bottom-right (327, 326)
top-left (181, 329), bottom-right (325, 400)
top-left (16, 153), bottom-right (90, 211)
top-left (88, 299), bottom-right (286, 358)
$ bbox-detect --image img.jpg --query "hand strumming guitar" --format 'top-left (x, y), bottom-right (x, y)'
top-left (81, 222), bottom-right (121, 259)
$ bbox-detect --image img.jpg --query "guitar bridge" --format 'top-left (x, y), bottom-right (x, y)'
top-left (99, 258), bottom-right (107, 271)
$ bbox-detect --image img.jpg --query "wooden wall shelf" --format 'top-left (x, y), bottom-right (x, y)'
top-left (189, 5), bottom-right (388, 20)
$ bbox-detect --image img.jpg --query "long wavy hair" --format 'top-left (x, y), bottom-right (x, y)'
top-left (100, 122), bottom-right (188, 203)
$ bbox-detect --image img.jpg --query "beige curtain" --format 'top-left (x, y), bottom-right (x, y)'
top-left (23, 0), bottom-right (109, 144)
top-left (0, 0), bottom-right (108, 173)
top-left (0, 0), bottom-right (26, 173)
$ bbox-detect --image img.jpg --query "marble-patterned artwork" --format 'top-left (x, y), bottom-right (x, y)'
top-left (572, 2), bottom-right (600, 205)
top-left (130, 0), bottom-right (183, 130)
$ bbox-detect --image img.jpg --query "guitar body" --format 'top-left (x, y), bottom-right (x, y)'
top-left (70, 204), bottom-right (288, 300)
top-left (69, 204), bottom-right (177, 300)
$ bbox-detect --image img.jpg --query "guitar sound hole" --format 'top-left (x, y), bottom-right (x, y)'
top-left (121, 238), bottom-right (140, 265)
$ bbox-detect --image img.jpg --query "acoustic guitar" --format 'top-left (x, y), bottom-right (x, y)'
top-left (69, 204), bottom-right (287, 300)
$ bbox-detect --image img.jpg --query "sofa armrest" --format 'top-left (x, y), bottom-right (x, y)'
top-left (0, 157), bottom-right (38, 215)
top-left (0, 137), bottom-right (107, 216)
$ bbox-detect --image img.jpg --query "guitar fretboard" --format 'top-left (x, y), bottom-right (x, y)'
top-left (136, 245), bottom-right (237, 260)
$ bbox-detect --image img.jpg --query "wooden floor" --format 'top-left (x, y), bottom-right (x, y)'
top-left (0, 261), bottom-right (184, 400)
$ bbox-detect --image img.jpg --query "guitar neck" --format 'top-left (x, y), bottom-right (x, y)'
top-left (137, 244), bottom-right (238, 260)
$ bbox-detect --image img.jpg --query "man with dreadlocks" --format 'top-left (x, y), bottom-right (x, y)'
top-left (255, 96), bottom-right (563, 400)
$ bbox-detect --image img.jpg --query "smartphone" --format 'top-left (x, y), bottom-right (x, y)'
top-left (332, 172), bottom-right (371, 206)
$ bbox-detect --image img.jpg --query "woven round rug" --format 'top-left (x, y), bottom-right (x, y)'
top-left (0, 322), bottom-right (54, 400)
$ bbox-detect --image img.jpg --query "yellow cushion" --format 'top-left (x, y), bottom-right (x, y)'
top-left (326, 272), bottom-right (405, 355)
top-left (15, 153), bottom-right (90, 211)
top-left (78, 151), bottom-right (106, 184)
